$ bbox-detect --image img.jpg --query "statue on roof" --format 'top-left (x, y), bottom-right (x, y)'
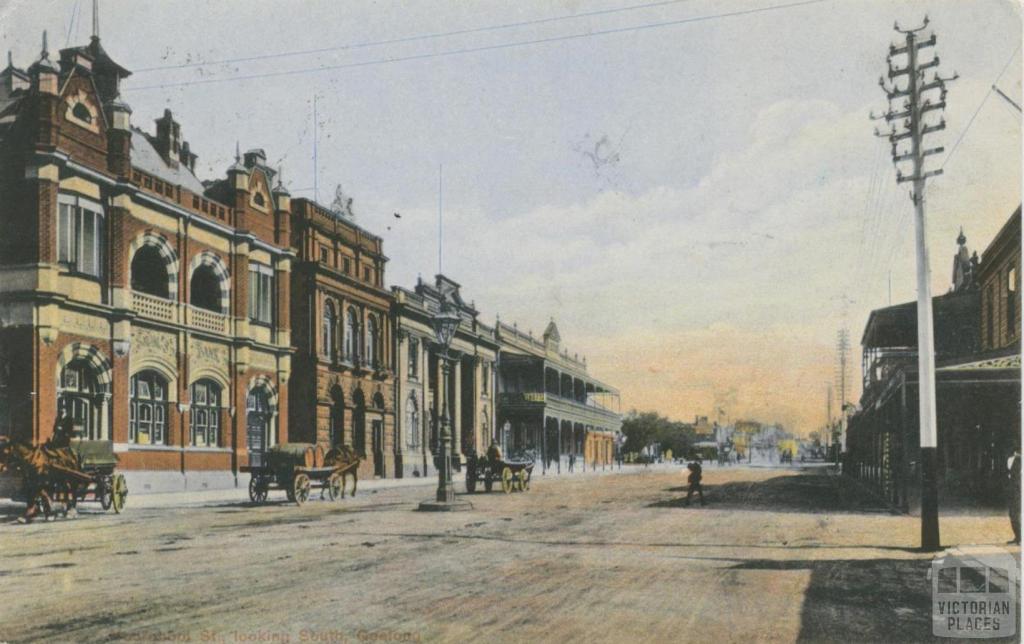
top-left (331, 184), bottom-right (355, 221)
top-left (951, 227), bottom-right (977, 293)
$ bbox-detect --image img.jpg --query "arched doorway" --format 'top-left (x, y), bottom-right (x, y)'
top-left (329, 385), bottom-right (345, 447)
top-left (371, 391), bottom-right (386, 478)
top-left (352, 388), bottom-right (366, 457)
top-left (246, 385), bottom-right (273, 468)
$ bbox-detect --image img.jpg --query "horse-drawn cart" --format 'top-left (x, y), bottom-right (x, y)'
top-left (242, 443), bottom-right (359, 506)
top-left (0, 438), bottom-right (127, 521)
top-left (464, 452), bottom-right (534, 494)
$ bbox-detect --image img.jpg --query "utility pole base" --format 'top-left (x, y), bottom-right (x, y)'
top-left (417, 499), bottom-right (473, 512)
top-left (920, 446), bottom-right (941, 551)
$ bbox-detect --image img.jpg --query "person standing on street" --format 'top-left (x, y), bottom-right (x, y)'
top-left (1008, 448), bottom-right (1020, 545)
top-left (684, 461), bottom-right (706, 507)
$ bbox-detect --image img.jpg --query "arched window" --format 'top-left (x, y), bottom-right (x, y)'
top-left (323, 300), bottom-right (336, 358)
top-left (131, 245), bottom-right (170, 298)
top-left (59, 359), bottom-right (102, 440)
top-left (130, 370), bottom-right (168, 445)
top-left (344, 307), bottom-right (358, 362)
top-left (366, 315), bottom-right (379, 367)
top-left (190, 264), bottom-right (222, 313)
top-left (406, 395), bottom-right (420, 449)
top-left (190, 380), bottom-right (221, 447)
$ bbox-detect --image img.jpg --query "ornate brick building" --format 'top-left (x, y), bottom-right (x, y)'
top-left (0, 33), bottom-right (294, 492)
top-left (288, 199), bottom-right (395, 480)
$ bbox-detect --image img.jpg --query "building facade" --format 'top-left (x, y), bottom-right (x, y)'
top-left (392, 275), bottom-right (498, 478)
top-left (288, 199), bottom-right (395, 480)
top-left (496, 319), bottom-right (620, 472)
top-left (846, 215), bottom-right (1021, 508)
top-left (0, 35), bottom-right (294, 492)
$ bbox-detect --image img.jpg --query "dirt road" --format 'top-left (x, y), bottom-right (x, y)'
top-left (0, 466), bottom-right (1015, 643)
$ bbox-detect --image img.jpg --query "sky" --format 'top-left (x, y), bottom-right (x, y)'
top-left (1, 0), bottom-right (1020, 434)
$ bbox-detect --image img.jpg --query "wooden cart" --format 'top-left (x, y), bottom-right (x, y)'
top-left (464, 453), bottom-right (534, 494)
top-left (39, 440), bottom-right (127, 516)
top-left (242, 443), bottom-right (358, 506)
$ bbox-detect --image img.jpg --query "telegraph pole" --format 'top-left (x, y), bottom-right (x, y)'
top-left (873, 16), bottom-right (957, 551)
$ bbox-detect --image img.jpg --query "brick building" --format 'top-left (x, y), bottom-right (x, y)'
top-left (288, 199), bottom-right (395, 480)
top-left (0, 33), bottom-right (294, 492)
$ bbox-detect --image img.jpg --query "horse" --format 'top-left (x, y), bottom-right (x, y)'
top-left (0, 438), bottom-right (84, 523)
top-left (323, 445), bottom-right (361, 498)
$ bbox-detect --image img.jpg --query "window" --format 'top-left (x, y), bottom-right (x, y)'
top-left (72, 102), bottom-right (92, 124)
top-left (131, 245), bottom-right (169, 298)
top-left (58, 194), bottom-right (104, 278)
top-left (323, 300), bottom-right (336, 358)
top-left (190, 264), bottom-right (222, 312)
top-left (129, 370), bottom-right (168, 445)
top-left (406, 395), bottom-right (419, 449)
top-left (343, 258), bottom-right (351, 274)
top-left (1008, 265), bottom-right (1017, 338)
top-left (987, 286), bottom-right (996, 347)
top-left (253, 192), bottom-right (265, 207)
top-left (190, 380), bottom-right (220, 447)
top-left (363, 266), bottom-right (371, 281)
top-left (248, 263), bottom-right (274, 325)
top-left (366, 315), bottom-right (379, 367)
top-left (320, 246), bottom-right (329, 263)
top-left (408, 337), bottom-right (419, 378)
top-left (481, 361), bottom-right (489, 394)
top-left (344, 307), bottom-right (358, 361)
top-left (58, 360), bottom-right (105, 440)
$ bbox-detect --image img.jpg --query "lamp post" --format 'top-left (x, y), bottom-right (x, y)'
top-left (418, 299), bottom-right (472, 512)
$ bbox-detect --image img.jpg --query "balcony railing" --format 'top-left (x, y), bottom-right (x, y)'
top-left (132, 290), bottom-right (175, 323)
top-left (189, 306), bottom-right (229, 334)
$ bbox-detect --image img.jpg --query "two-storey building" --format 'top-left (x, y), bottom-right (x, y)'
top-left (496, 319), bottom-right (620, 472)
top-left (0, 33), bottom-right (293, 492)
top-left (288, 199), bottom-right (395, 479)
top-left (392, 275), bottom-right (498, 478)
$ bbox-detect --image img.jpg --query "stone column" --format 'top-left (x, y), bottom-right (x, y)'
top-left (451, 355), bottom-right (462, 460)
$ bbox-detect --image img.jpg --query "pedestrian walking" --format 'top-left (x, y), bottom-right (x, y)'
top-left (568, 453), bottom-right (576, 473)
top-left (1008, 448), bottom-right (1020, 545)
top-left (684, 461), bottom-right (706, 507)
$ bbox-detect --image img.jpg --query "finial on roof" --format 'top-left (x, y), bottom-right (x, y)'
top-left (6, 51), bottom-right (11, 68)
top-left (92, 0), bottom-right (100, 39)
top-left (957, 227), bottom-right (966, 246)
top-left (235, 141), bottom-right (240, 163)
top-left (42, 31), bottom-right (48, 57)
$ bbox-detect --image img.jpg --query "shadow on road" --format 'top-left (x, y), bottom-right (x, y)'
top-left (650, 473), bottom-right (895, 515)
top-left (732, 557), bottom-right (938, 642)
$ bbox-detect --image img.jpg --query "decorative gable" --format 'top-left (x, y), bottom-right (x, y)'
top-left (249, 171), bottom-right (271, 213)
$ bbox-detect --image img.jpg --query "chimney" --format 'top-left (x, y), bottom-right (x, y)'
top-left (179, 140), bottom-right (197, 173)
top-left (154, 109), bottom-right (181, 167)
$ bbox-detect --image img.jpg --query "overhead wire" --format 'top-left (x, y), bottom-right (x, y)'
top-left (941, 43), bottom-right (1021, 170)
top-left (124, 0), bottom-right (829, 92)
top-left (132, 0), bottom-right (700, 73)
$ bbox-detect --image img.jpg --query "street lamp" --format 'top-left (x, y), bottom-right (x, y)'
top-left (418, 299), bottom-right (472, 512)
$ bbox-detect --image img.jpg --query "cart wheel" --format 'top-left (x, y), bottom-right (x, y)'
top-left (110, 474), bottom-right (128, 514)
top-left (522, 469), bottom-right (531, 492)
top-left (249, 475), bottom-right (269, 503)
top-left (293, 473), bottom-right (311, 506)
top-left (327, 473), bottom-right (343, 501)
top-left (500, 467), bottom-right (514, 494)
